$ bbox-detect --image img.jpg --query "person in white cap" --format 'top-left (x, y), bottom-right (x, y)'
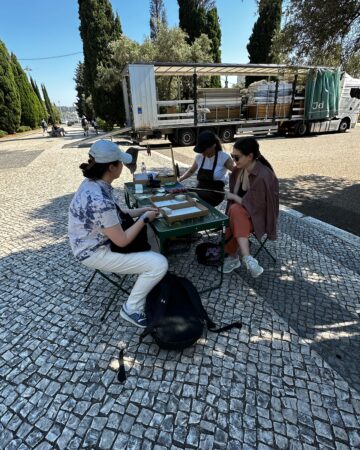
top-left (68, 140), bottom-right (168, 328)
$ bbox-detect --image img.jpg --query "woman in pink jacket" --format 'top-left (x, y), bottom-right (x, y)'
top-left (222, 137), bottom-right (279, 277)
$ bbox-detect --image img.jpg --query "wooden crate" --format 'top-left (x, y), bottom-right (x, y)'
top-left (150, 194), bottom-right (209, 223)
top-left (248, 103), bottom-right (291, 119)
top-left (207, 106), bottom-right (241, 120)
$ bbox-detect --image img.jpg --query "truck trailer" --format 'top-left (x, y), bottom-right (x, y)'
top-left (120, 62), bottom-right (360, 145)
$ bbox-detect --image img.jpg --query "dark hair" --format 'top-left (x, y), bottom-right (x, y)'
top-left (233, 137), bottom-right (274, 171)
top-left (79, 156), bottom-right (120, 179)
top-left (195, 130), bottom-right (222, 153)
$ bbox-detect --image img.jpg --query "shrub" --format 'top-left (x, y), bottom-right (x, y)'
top-left (96, 117), bottom-right (113, 131)
top-left (17, 125), bottom-right (32, 133)
top-left (0, 130), bottom-right (8, 138)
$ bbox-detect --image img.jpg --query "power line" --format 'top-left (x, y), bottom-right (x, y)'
top-left (19, 51), bottom-right (83, 61)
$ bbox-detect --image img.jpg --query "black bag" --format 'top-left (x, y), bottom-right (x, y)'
top-left (195, 242), bottom-right (222, 266)
top-left (117, 273), bottom-right (242, 382)
top-left (141, 273), bottom-right (241, 350)
top-left (110, 206), bottom-right (150, 254)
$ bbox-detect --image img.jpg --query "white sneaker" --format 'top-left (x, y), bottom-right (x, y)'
top-left (243, 255), bottom-right (264, 278)
top-left (219, 256), bottom-right (241, 274)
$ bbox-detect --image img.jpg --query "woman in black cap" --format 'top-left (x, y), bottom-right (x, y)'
top-left (178, 131), bottom-right (234, 206)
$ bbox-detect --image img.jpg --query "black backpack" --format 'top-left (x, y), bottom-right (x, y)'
top-left (117, 273), bottom-right (242, 381)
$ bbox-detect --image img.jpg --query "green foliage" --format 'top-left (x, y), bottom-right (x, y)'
top-left (178, 0), bottom-right (207, 43)
top-left (0, 130), bottom-right (8, 137)
top-left (78, 0), bottom-right (124, 124)
top-left (247, 0), bottom-right (282, 64)
top-left (96, 117), bottom-right (113, 131)
top-left (150, 0), bottom-right (167, 39)
top-left (98, 25), bottom-right (213, 101)
top-left (17, 125), bottom-right (32, 133)
top-left (0, 40), bottom-right (21, 133)
top-left (178, 1), bottom-right (221, 86)
top-left (11, 54), bottom-right (40, 128)
top-left (41, 84), bottom-right (59, 124)
top-left (246, 0), bottom-right (282, 86)
top-left (30, 77), bottom-right (48, 120)
top-left (273, 0), bottom-right (360, 77)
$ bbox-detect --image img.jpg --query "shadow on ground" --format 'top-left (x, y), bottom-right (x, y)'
top-left (280, 175), bottom-right (360, 236)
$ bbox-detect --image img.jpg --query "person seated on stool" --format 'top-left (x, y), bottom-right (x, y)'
top-left (221, 137), bottom-right (279, 277)
top-left (178, 130), bottom-right (234, 207)
top-left (68, 139), bottom-right (168, 328)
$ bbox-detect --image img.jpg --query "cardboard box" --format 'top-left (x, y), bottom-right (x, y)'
top-left (150, 194), bottom-right (209, 223)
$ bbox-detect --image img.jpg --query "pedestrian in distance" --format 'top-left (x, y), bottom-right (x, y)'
top-left (68, 140), bottom-right (168, 328)
top-left (222, 137), bottom-right (279, 277)
top-left (81, 116), bottom-right (89, 136)
top-left (91, 118), bottom-right (99, 135)
top-left (40, 119), bottom-right (47, 136)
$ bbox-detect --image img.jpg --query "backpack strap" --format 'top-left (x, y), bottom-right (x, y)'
top-left (180, 276), bottom-right (242, 333)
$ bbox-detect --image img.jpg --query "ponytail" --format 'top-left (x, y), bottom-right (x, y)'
top-left (79, 156), bottom-right (119, 179)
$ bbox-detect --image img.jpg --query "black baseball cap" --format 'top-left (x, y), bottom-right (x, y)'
top-left (193, 130), bottom-right (217, 153)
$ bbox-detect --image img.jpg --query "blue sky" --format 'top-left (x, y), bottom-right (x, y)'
top-left (0, 0), bottom-right (257, 106)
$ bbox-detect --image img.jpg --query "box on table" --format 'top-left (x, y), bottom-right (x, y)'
top-left (149, 194), bottom-right (209, 223)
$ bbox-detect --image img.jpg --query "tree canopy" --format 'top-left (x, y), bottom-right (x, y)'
top-left (274, 0), bottom-right (360, 76)
top-left (78, 0), bottom-right (124, 123)
top-left (97, 25), bottom-right (213, 100)
top-left (150, 0), bottom-right (167, 40)
top-left (0, 40), bottom-right (21, 133)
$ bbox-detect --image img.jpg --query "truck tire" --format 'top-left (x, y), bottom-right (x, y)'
top-left (178, 128), bottom-right (195, 146)
top-left (220, 126), bottom-right (235, 143)
top-left (338, 118), bottom-right (349, 132)
top-left (295, 121), bottom-right (308, 137)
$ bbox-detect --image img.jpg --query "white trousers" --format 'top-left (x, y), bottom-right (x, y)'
top-left (82, 246), bottom-right (168, 313)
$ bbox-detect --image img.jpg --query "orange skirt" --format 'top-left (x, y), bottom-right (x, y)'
top-left (225, 203), bottom-right (254, 255)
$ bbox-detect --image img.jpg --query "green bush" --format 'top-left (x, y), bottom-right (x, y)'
top-left (0, 130), bottom-right (8, 137)
top-left (96, 117), bottom-right (113, 131)
top-left (17, 125), bottom-right (32, 133)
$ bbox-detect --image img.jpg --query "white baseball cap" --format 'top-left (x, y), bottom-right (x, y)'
top-left (89, 140), bottom-right (132, 164)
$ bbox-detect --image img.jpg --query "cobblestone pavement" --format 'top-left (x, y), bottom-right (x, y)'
top-left (1, 129), bottom-right (360, 449)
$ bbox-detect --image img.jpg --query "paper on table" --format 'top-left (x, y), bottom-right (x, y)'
top-left (168, 206), bottom-right (201, 216)
top-left (153, 199), bottom-right (188, 207)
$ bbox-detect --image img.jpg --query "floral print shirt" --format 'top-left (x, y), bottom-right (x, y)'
top-left (68, 179), bottom-right (121, 261)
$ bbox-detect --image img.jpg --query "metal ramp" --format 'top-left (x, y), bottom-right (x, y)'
top-left (62, 127), bottom-right (132, 148)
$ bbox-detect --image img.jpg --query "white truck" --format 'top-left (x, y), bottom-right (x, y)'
top-left (120, 62), bottom-right (360, 145)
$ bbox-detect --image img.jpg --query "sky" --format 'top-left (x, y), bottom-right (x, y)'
top-left (0, 0), bottom-right (258, 106)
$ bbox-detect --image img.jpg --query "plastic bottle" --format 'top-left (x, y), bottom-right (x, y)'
top-left (141, 162), bottom-right (147, 173)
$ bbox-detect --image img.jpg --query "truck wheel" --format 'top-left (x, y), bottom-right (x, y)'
top-left (338, 119), bottom-right (349, 132)
top-left (179, 128), bottom-right (195, 146)
top-left (295, 122), bottom-right (308, 137)
top-left (220, 126), bottom-right (235, 143)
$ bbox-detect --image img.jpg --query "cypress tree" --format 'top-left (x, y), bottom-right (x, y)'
top-left (78, 0), bottom-right (124, 124)
top-left (178, 0), bottom-right (207, 43)
top-left (31, 77), bottom-right (48, 121)
top-left (0, 40), bottom-right (21, 133)
top-left (11, 54), bottom-right (39, 128)
top-left (41, 84), bottom-right (57, 124)
top-left (150, 0), bottom-right (167, 39)
top-left (74, 62), bottom-right (86, 118)
top-left (205, 8), bottom-right (221, 87)
top-left (246, 0), bottom-right (282, 85)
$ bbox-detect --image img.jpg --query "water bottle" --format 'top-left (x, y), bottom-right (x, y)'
top-left (141, 162), bottom-right (147, 173)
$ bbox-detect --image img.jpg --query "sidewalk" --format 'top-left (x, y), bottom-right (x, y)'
top-left (0, 138), bottom-right (359, 449)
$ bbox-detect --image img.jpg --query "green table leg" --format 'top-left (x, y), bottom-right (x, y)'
top-left (198, 227), bottom-right (225, 295)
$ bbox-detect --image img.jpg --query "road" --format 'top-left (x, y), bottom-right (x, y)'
top-left (163, 126), bottom-right (360, 236)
